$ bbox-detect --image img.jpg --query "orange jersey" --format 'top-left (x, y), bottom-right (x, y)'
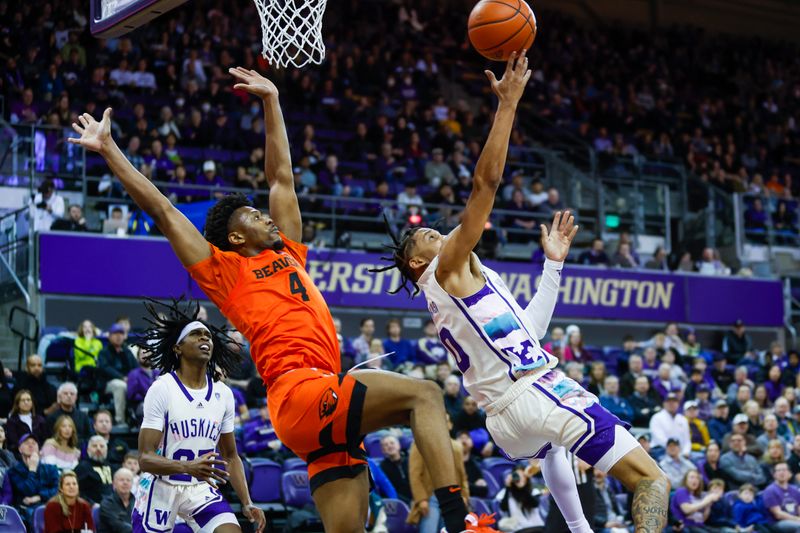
top-left (187, 233), bottom-right (340, 386)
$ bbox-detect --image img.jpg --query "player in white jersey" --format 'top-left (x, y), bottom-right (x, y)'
top-left (372, 51), bottom-right (670, 533)
top-left (131, 300), bottom-right (265, 533)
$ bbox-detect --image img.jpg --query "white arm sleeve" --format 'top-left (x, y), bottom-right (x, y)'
top-left (220, 386), bottom-right (235, 434)
top-left (141, 379), bottom-right (169, 431)
top-left (524, 259), bottom-right (564, 340)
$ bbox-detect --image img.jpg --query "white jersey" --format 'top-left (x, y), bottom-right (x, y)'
top-left (417, 255), bottom-right (562, 407)
top-left (141, 372), bottom-right (235, 485)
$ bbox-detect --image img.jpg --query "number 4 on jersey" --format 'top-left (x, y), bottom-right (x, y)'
top-left (289, 272), bottom-right (309, 301)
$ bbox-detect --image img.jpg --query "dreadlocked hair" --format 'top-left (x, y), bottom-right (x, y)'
top-left (134, 297), bottom-right (242, 382)
top-left (203, 193), bottom-right (253, 250)
top-left (368, 213), bottom-right (424, 297)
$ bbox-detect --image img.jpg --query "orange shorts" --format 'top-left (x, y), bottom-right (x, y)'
top-left (267, 368), bottom-right (368, 493)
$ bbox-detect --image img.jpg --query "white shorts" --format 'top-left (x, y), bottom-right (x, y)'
top-left (132, 475), bottom-right (238, 533)
top-left (485, 369), bottom-right (639, 473)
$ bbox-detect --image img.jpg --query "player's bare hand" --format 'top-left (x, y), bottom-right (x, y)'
top-left (68, 108), bottom-right (113, 154)
top-left (188, 451), bottom-right (229, 485)
top-left (484, 49), bottom-right (531, 104)
top-left (229, 67), bottom-right (279, 100)
top-left (541, 210), bottom-right (578, 262)
top-left (243, 503), bottom-right (266, 533)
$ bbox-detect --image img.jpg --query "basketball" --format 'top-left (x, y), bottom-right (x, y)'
top-left (468, 0), bottom-right (537, 61)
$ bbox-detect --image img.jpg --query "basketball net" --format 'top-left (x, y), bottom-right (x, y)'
top-left (252, 0), bottom-right (327, 69)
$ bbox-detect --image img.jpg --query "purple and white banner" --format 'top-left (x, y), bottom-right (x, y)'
top-left (39, 233), bottom-right (785, 327)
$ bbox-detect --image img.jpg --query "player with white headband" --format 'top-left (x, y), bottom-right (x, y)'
top-left (131, 299), bottom-right (265, 533)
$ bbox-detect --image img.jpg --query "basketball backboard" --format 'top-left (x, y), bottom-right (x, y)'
top-left (90, 0), bottom-right (189, 37)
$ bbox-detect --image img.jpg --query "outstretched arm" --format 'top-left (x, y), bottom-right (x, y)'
top-left (525, 211), bottom-right (578, 338)
top-left (437, 51), bottom-right (531, 276)
top-left (68, 109), bottom-right (210, 267)
top-left (230, 67), bottom-right (302, 242)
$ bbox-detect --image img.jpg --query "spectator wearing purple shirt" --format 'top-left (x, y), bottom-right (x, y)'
top-left (652, 363), bottom-right (684, 401)
top-left (764, 365), bottom-right (785, 405)
top-left (762, 462), bottom-right (800, 530)
top-left (670, 469), bottom-right (723, 530)
top-left (126, 350), bottom-right (159, 423)
top-left (745, 197), bottom-right (769, 232)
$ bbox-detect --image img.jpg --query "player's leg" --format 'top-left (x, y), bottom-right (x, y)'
top-left (608, 446), bottom-right (670, 533)
top-left (183, 483), bottom-right (241, 533)
top-left (311, 466), bottom-right (371, 533)
top-left (539, 446), bottom-right (592, 533)
top-left (350, 369), bottom-right (470, 533)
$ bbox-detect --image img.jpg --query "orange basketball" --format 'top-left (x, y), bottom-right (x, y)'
top-left (468, 0), bottom-right (537, 62)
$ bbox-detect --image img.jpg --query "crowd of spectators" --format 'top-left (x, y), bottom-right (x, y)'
top-left (0, 308), bottom-right (796, 531)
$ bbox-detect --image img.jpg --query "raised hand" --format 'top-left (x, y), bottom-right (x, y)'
top-left (541, 210), bottom-right (579, 262)
top-left (68, 108), bottom-right (113, 153)
top-left (187, 451), bottom-right (230, 486)
top-left (484, 49), bottom-right (531, 105)
top-left (229, 66), bottom-right (279, 100)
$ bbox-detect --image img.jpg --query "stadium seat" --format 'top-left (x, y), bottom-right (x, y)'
top-left (249, 459), bottom-right (282, 503)
top-left (0, 505), bottom-right (26, 532)
top-left (481, 457), bottom-right (516, 487)
top-left (480, 469), bottom-right (501, 498)
top-left (281, 471), bottom-right (314, 508)
top-left (382, 498), bottom-right (415, 533)
top-left (33, 505), bottom-right (46, 533)
top-left (399, 432), bottom-right (413, 451)
top-left (283, 457), bottom-right (307, 472)
top-left (363, 433), bottom-right (384, 458)
top-left (469, 497), bottom-right (493, 516)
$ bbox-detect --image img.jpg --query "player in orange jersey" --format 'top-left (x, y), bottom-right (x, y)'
top-left (69, 67), bottom-right (475, 533)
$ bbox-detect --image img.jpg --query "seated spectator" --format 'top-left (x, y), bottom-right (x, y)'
top-left (527, 179), bottom-right (548, 209)
top-left (659, 438), bottom-right (698, 488)
top-left (443, 375), bottom-right (464, 421)
top-left (504, 189), bottom-right (537, 243)
top-left (653, 363), bottom-right (683, 401)
top-left (92, 410), bottom-right (129, 469)
top-left (610, 242), bottom-right (639, 268)
top-left (351, 318), bottom-right (376, 365)
top-left (599, 376), bottom-right (634, 425)
top-left (433, 362), bottom-right (454, 389)
top-left (378, 435), bottom-right (412, 504)
top-left (773, 201), bottom-right (798, 243)
top-left (563, 327), bottom-right (590, 363)
top-left (644, 246), bottom-right (669, 271)
top-left (577, 238), bottom-right (610, 266)
top-left (732, 483), bottom-right (772, 533)
top-left (50, 204), bottom-right (89, 232)
top-left (641, 347), bottom-right (660, 379)
top-left (126, 348), bottom-right (159, 424)
top-left (720, 433), bottom-right (768, 489)
top-left (5, 389), bottom-right (49, 454)
top-left (592, 468), bottom-right (630, 532)
top-left (586, 361), bottom-right (608, 396)
top-left (98, 467), bottom-right (135, 533)
top-left (539, 187), bottom-right (565, 215)
top-left (46, 383), bottom-right (91, 443)
top-left (764, 365), bottom-right (785, 405)
top-left (698, 247), bottom-right (731, 276)
top-left (455, 431), bottom-right (489, 498)
top-left (787, 435), bottom-right (800, 483)
top-left (241, 406), bottom-right (283, 460)
top-left (40, 416), bottom-right (81, 472)
top-left (701, 441), bottom-right (733, 488)
top-left (542, 326), bottom-right (565, 355)
top-left (13, 354), bottom-right (57, 416)
top-left (408, 428), bottom-right (469, 533)
top-left (762, 439), bottom-right (788, 480)
top-left (365, 338), bottom-right (390, 370)
top-left (670, 469), bottom-right (723, 531)
top-left (452, 396), bottom-right (488, 437)
top-left (762, 462), bottom-right (800, 530)
top-left (0, 426), bottom-right (13, 503)
top-left (9, 434), bottom-right (59, 524)
top-left (424, 147), bottom-right (455, 188)
top-left (97, 323), bottom-right (138, 426)
top-left (497, 466), bottom-right (545, 531)
top-left (44, 470), bottom-right (94, 533)
top-left (628, 375), bottom-right (660, 427)
top-left (122, 453), bottom-right (140, 488)
top-left (694, 385), bottom-right (713, 421)
top-left (744, 197), bottom-right (768, 231)
top-left (383, 319), bottom-right (416, 367)
top-left (416, 320), bottom-right (447, 365)
top-left (620, 354), bottom-right (646, 397)
top-left (397, 183), bottom-right (426, 217)
top-left (723, 413), bottom-right (764, 458)
top-left (685, 401), bottom-right (710, 453)
top-left (728, 375), bottom-right (753, 414)
top-left (758, 415), bottom-right (790, 453)
top-left (73, 319), bottom-right (102, 375)
top-left (75, 436), bottom-right (113, 505)
top-left (649, 393), bottom-right (691, 457)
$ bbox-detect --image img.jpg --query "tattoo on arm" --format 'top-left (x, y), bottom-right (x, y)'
top-left (631, 477), bottom-right (669, 533)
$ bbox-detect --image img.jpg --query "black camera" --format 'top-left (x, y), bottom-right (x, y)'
top-left (36, 201), bottom-right (48, 209)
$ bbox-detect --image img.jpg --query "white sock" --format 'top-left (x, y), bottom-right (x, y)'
top-left (540, 446), bottom-right (593, 533)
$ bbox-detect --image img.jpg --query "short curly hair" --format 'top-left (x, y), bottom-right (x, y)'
top-left (203, 193), bottom-right (253, 250)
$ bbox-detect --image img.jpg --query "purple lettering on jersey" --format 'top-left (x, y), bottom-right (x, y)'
top-left (169, 447), bottom-right (215, 483)
top-left (438, 327), bottom-right (471, 373)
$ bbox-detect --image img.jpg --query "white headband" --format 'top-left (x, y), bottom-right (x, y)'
top-left (177, 321), bottom-right (210, 344)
